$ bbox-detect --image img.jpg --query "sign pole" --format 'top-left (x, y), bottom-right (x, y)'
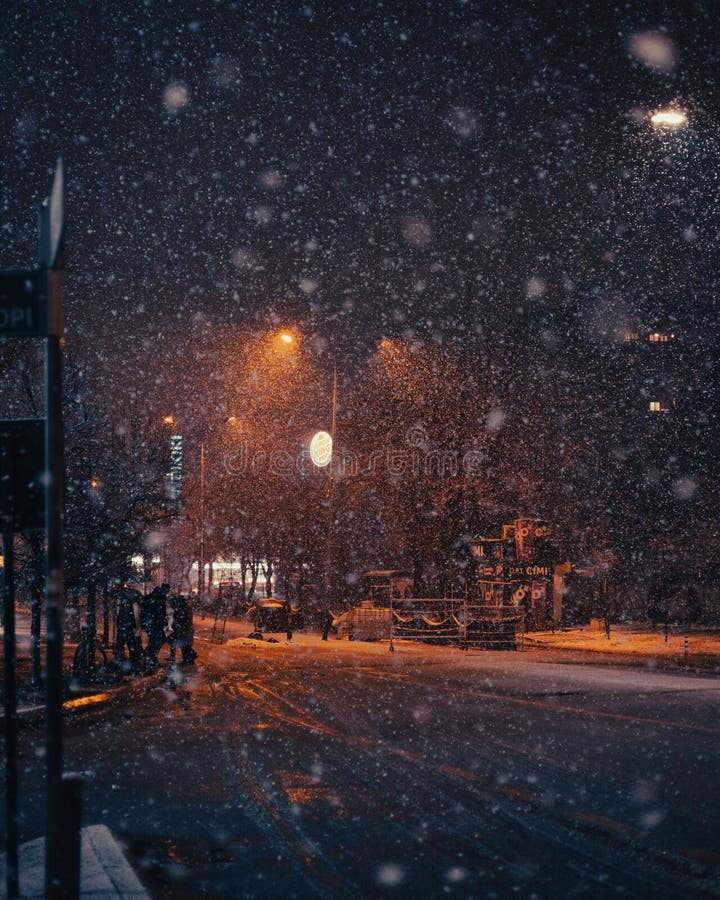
top-left (389, 589), bottom-right (395, 652)
top-left (0, 419), bottom-right (42, 899)
top-left (39, 160), bottom-right (67, 899)
top-left (0, 158), bottom-right (63, 897)
top-left (199, 441), bottom-right (205, 605)
top-left (2, 514), bottom-right (19, 899)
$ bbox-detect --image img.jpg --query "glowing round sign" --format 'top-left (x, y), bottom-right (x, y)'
top-left (310, 430), bottom-right (333, 468)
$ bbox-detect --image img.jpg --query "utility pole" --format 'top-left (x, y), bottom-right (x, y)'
top-left (0, 159), bottom-right (76, 899)
top-left (199, 441), bottom-right (205, 605)
top-left (322, 366), bottom-right (339, 611)
top-left (1, 497), bottom-right (19, 898)
top-left (330, 365), bottom-right (337, 445)
top-left (39, 159), bottom-right (74, 900)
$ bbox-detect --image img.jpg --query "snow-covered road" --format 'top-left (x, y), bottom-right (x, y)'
top-left (11, 630), bottom-right (720, 898)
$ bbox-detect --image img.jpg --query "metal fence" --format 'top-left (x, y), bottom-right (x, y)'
top-left (390, 599), bottom-right (525, 650)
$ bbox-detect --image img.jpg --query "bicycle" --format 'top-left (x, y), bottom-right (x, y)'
top-left (72, 626), bottom-right (108, 680)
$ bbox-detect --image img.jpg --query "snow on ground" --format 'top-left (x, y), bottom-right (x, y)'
top-left (215, 627), bottom-right (720, 696)
top-left (221, 622), bottom-right (720, 662)
top-left (526, 623), bottom-right (720, 658)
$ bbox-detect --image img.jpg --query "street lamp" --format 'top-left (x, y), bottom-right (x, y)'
top-left (650, 108), bottom-right (688, 129)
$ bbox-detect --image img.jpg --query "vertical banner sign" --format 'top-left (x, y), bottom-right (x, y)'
top-left (0, 420), bottom-right (46, 530)
top-left (169, 434), bottom-right (183, 500)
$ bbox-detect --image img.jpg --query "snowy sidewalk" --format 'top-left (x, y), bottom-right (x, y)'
top-left (0, 825), bottom-right (149, 899)
top-left (524, 622), bottom-right (720, 667)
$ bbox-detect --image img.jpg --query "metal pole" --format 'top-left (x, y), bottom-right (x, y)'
top-left (389, 589), bottom-right (395, 652)
top-left (58, 773), bottom-right (83, 900)
top-left (199, 441), bottom-right (205, 606)
top-left (2, 521), bottom-right (19, 899)
top-left (462, 584), bottom-right (468, 651)
top-left (29, 531), bottom-right (44, 689)
top-left (45, 326), bottom-right (66, 898)
top-left (40, 196), bottom-right (67, 898)
top-left (322, 366), bottom-right (338, 611)
top-left (330, 366), bottom-right (337, 445)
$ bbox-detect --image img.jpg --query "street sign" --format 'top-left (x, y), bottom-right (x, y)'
top-left (0, 419), bottom-right (45, 531)
top-left (0, 270), bottom-right (46, 338)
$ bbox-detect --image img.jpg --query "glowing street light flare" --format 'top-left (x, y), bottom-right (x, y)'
top-left (650, 109), bottom-right (688, 129)
top-left (310, 430), bottom-right (333, 468)
top-left (279, 331), bottom-right (294, 344)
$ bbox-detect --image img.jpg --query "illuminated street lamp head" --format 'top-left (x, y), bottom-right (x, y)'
top-left (162, 415), bottom-right (175, 426)
top-left (279, 331), bottom-right (294, 345)
top-left (650, 109), bottom-right (688, 129)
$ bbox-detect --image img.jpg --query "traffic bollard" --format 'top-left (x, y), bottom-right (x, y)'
top-left (56, 773), bottom-right (83, 900)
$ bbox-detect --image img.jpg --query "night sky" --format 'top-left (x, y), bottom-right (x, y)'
top-left (2, 1), bottom-right (719, 379)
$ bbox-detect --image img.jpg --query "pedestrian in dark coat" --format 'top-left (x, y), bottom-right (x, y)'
top-left (114, 587), bottom-right (142, 672)
top-left (285, 601), bottom-right (294, 641)
top-left (142, 584), bottom-right (170, 666)
top-left (321, 609), bottom-right (333, 641)
top-left (170, 594), bottom-right (196, 664)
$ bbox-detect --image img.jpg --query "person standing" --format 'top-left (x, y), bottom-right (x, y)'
top-left (170, 594), bottom-right (197, 664)
top-left (114, 586), bottom-right (143, 672)
top-left (321, 609), bottom-right (333, 641)
top-left (285, 600), bottom-right (294, 642)
top-left (142, 584), bottom-right (170, 666)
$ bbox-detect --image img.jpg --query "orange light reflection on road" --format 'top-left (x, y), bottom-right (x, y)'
top-left (63, 692), bottom-right (111, 709)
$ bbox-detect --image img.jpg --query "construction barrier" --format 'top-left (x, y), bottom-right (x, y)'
top-left (391, 599), bottom-right (524, 650)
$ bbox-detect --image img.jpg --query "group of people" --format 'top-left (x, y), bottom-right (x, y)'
top-left (115, 583), bottom-right (196, 673)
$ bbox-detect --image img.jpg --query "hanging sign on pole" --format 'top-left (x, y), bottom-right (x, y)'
top-left (0, 419), bottom-right (45, 531)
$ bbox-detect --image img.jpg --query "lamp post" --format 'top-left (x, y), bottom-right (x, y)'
top-left (199, 440), bottom-right (205, 605)
top-left (166, 330), bottom-right (301, 608)
top-left (309, 362), bottom-right (339, 617)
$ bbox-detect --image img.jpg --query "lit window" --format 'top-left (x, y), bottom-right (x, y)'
top-left (649, 332), bottom-right (671, 343)
top-left (649, 401), bottom-right (662, 412)
top-left (624, 332), bottom-right (639, 342)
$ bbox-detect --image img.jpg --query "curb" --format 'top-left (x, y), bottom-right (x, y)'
top-left (519, 640), bottom-right (720, 675)
top-left (0, 824), bottom-right (150, 898)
